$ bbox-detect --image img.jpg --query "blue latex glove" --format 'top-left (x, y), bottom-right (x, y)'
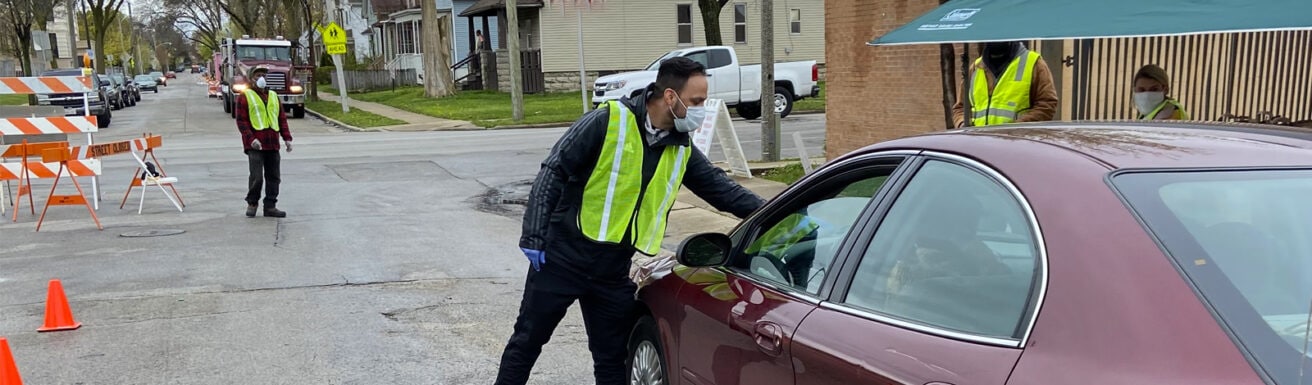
top-left (521, 248), bottom-right (546, 271)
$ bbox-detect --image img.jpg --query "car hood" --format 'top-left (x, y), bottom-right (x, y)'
top-left (595, 70), bottom-right (657, 87)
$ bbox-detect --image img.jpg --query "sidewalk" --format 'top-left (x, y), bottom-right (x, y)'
top-left (313, 92), bottom-right (478, 131)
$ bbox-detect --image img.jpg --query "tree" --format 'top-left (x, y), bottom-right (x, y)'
top-left (167, 0), bottom-right (223, 51)
top-left (84, 0), bottom-right (128, 73)
top-left (697, 0), bottom-right (729, 46)
top-left (0, 0), bottom-right (41, 103)
top-left (420, 0), bottom-right (454, 97)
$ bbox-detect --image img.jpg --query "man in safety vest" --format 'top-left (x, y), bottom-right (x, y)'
top-left (235, 65), bottom-right (293, 218)
top-left (952, 41), bottom-right (1059, 128)
top-left (494, 57), bottom-right (765, 385)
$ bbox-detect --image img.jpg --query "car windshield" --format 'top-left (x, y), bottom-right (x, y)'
top-left (644, 51), bottom-right (683, 71)
top-left (237, 45), bottom-right (291, 61)
top-left (134, 75), bottom-right (154, 82)
top-left (1114, 169), bottom-right (1312, 384)
top-left (150, 72), bottom-right (163, 77)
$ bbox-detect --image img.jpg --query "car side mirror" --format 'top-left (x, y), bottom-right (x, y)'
top-left (676, 233), bottom-right (732, 267)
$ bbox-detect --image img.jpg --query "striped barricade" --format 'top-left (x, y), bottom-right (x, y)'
top-left (0, 116), bottom-right (99, 135)
top-left (0, 159), bottom-right (102, 180)
top-left (0, 76), bottom-right (93, 94)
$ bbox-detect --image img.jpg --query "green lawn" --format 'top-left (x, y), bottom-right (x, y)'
top-left (793, 81), bottom-right (826, 112)
top-left (348, 86), bottom-right (586, 128)
top-left (0, 94), bottom-right (29, 106)
top-left (761, 163), bottom-right (807, 185)
top-left (306, 100), bottom-right (407, 128)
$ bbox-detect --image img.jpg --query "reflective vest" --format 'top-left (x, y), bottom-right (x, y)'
top-left (970, 50), bottom-right (1041, 126)
top-left (744, 213), bottom-right (822, 257)
top-left (244, 89), bottom-right (281, 131)
top-left (1140, 99), bottom-right (1190, 120)
top-left (578, 101), bottom-right (691, 255)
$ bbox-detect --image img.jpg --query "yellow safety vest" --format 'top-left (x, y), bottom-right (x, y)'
top-left (1140, 99), bottom-right (1190, 120)
top-left (970, 50), bottom-right (1041, 127)
top-left (244, 89), bottom-right (281, 131)
top-left (578, 101), bottom-right (691, 255)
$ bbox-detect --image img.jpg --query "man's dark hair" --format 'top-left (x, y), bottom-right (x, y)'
top-left (654, 57), bottom-right (707, 93)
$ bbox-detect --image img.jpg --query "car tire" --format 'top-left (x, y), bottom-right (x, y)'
top-left (223, 95), bottom-right (232, 113)
top-left (737, 102), bottom-right (762, 120)
top-left (154, 89), bottom-right (159, 93)
top-left (97, 111), bottom-right (111, 128)
top-left (773, 86), bottom-right (794, 119)
top-left (626, 316), bottom-right (668, 385)
top-left (292, 106), bottom-right (306, 119)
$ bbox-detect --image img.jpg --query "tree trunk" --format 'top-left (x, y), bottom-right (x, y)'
top-left (697, 0), bottom-right (725, 46)
top-left (939, 43), bottom-right (956, 129)
top-left (420, 0), bottom-right (452, 97)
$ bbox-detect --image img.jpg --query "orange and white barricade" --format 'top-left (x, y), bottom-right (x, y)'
top-left (1, 75), bottom-right (103, 229)
top-left (67, 134), bottom-right (183, 213)
top-left (34, 145), bottom-right (102, 231)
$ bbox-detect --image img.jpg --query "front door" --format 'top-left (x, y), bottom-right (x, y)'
top-left (676, 156), bottom-right (909, 385)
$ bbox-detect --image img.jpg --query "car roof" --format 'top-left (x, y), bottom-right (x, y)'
top-left (861, 121), bottom-right (1312, 170)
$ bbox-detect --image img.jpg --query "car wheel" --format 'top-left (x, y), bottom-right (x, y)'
top-left (154, 89), bottom-right (159, 93)
top-left (292, 106), bottom-right (306, 119)
top-left (97, 111), bottom-right (111, 128)
top-left (736, 102), bottom-right (762, 120)
top-left (773, 86), bottom-right (794, 119)
top-left (626, 316), bottom-right (668, 385)
top-left (223, 95), bottom-right (232, 113)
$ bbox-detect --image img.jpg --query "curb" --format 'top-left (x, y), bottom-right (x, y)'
top-left (304, 108), bottom-right (370, 132)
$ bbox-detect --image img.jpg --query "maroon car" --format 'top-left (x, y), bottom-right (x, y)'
top-left (630, 122), bottom-right (1312, 385)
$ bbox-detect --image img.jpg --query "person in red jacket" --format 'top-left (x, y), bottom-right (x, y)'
top-left (235, 65), bottom-right (293, 218)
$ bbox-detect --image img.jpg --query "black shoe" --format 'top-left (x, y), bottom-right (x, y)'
top-left (264, 208), bottom-right (287, 218)
top-left (246, 205), bottom-right (258, 217)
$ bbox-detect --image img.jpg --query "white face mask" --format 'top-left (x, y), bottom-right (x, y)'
top-left (1133, 91), bottom-right (1165, 116)
top-left (255, 76), bottom-right (268, 89)
top-left (669, 92), bottom-right (706, 133)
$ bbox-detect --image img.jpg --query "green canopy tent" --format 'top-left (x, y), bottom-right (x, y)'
top-left (870, 0), bottom-right (1312, 46)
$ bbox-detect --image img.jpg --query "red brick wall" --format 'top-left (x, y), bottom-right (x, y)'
top-left (825, 0), bottom-right (950, 158)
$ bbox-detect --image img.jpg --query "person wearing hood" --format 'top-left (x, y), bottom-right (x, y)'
top-left (235, 65), bottom-right (293, 218)
top-left (1132, 64), bottom-right (1189, 120)
top-left (952, 41), bottom-right (1059, 128)
top-left (494, 56), bottom-right (765, 385)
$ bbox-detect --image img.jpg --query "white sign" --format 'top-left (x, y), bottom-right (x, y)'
top-left (691, 99), bottom-right (752, 178)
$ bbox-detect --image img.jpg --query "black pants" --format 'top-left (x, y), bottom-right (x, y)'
top-left (246, 150), bottom-right (281, 207)
top-left (494, 262), bottom-right (637, 385)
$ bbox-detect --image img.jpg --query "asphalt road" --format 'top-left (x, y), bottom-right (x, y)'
top-left (0, 72), bottom-right (827, 384)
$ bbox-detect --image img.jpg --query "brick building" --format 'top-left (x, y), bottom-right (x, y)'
top-left (824, 0), bottom-right (947, 158)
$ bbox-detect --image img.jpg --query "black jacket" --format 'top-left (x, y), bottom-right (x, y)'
top-left (520, 86), bottom-right (765, 280)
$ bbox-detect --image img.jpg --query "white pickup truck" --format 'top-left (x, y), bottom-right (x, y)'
top-left (592, 46), bottom-right (819, 119)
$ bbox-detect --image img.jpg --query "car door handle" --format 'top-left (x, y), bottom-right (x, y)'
top-left (753, 322), bottom-right (784, 357)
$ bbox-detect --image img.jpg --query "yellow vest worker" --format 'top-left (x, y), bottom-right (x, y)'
top-left (953, 41), bottom-right (1060, 128)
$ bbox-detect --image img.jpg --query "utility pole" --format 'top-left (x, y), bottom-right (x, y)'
top-left (67, 0), bottom-right (76, 69)
top-left (759, 0), bottom-right (780, 162)
top-left (129, 1), bottom-right (141, 75)
top-left (507, 0), bottom-right (524, 121)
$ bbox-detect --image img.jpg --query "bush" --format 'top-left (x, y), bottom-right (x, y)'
top-left (315, 66), bottom-right (335, 85)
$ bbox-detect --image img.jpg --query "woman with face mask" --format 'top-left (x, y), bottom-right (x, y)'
top-left (1133, 64), bottom-right (1189, 120)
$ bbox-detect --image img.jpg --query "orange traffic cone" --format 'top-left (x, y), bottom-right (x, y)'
top-left (37, 280), bottom-right (81, 332)
top-left (0, 337), bottom-right (22, 385)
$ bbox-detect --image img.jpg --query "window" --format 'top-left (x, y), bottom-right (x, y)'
top-left (734, 4), bottom-right (747, 44)
top-left (237, 46), bottom-right (291, 61)
top-left (707, 49), bottom-right (733, 69)
top-left (677, 4), bottom-right (694, 45)
top-left (789, 9), bottom-right (802, 34)
top-left (684, 51), bottom-right (709, 69)
top-left (845, 160), bottom-right (1039, 339)
top-left (1114, 169), bottom-right (1312, 384)
top-left (734, 164), bottom-right (898, 295)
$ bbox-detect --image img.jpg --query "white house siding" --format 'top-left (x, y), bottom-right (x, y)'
top-left (536, 0), bottom-right (824, 75)
top-left (452, 0), bottom-right (500, 63)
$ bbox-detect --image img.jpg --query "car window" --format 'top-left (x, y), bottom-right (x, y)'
top-left (735, 164), bottom-right (898, 295)
top-left (683, 51), bottom-right (710, 69)
top-left (707, 49), bottom-right (733, 69)
top-left (844, 159), bottom-right (1039, 340)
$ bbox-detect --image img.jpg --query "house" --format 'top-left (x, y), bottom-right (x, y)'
top-left (0, 5), bottom-right (80, 75)
top-left (824, 0), bottom-right (1312, 159)
top-left (368, 0), bottom-right (499, 78)
top-left (459, 0), bottom-right (826, 93)
top-left (341, 0), bottom-right (377, 61)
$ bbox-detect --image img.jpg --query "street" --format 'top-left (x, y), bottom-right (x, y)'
top-left (0, 73), bottom-right (826, 384)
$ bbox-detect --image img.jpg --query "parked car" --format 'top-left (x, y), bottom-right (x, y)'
top-left (150, 71), bottom-right (167, 86)
top-left (112, 74), bottom-right (140, 103)
top-left (35, 69), bottom-right (111, 128)
top-left (165, 71), bottom-right (177, 79)
top-left (632, 122), bottom-right (1312, 385)
top-left (134, 74), bottom-right (159, 93)
top-left (592, 46), bottom-right (820, 119)
top-left (97, 73), bottom-right (125, 110)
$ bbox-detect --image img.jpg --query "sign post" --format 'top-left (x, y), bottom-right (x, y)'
top-left (321, 22), bottom-right (350, 113)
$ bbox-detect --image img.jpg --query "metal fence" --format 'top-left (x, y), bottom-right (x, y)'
top-left (331, 69), bottom-right (419, 92)
top-left (1065, 30), bottom-right (1312, 123)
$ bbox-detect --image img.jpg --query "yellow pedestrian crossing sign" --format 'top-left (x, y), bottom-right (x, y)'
top-left (321, 22), bottom-right (348, 55)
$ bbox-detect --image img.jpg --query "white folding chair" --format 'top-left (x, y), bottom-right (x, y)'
top-left (131, 150), bottom-right (182, 214)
